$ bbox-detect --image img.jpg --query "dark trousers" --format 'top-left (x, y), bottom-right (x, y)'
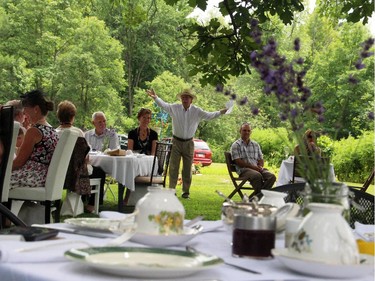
top-left (83, 166), bottom-right (106, 206)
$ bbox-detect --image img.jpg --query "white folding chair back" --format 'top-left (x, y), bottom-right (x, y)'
top-left (1, 122), bottom-right (20, 202)
top-left (8, 130), bottom-right (79, 223)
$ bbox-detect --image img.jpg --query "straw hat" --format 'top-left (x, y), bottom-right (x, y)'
top-left (176, 89), bottom-right (197, 101)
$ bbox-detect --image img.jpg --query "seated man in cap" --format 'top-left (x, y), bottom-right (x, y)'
top-left (147, 88), bottom-right (227, 199)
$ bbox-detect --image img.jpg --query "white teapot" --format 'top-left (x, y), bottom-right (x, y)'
top-left (135, 185), bottom-right (185, 235)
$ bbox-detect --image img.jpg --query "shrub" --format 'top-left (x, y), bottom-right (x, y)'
top-left (332, 131), bottom-right (374, 183)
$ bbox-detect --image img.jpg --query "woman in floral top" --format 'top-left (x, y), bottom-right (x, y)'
top-left (10, 90), bottom-right (58, 187)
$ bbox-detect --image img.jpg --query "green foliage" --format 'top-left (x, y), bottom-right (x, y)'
top-left (251, 127), bottom-right (290, 167)
top-left (318, 0), bottom-right (374, 25)
top-left (306, 22), bottom-right (374, 139)
top-left (331, 131), bottom-right (374, 183)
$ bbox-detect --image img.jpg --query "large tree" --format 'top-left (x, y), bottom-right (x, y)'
top-left (164, 0), bottom-right (373, 86)
top-left (87, 0), bottom-right (192, 116)
top-left (0, 0), bottom-right (127, 129)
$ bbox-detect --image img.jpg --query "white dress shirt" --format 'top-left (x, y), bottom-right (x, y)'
top-left (155, 97), bottom-right (221, 139)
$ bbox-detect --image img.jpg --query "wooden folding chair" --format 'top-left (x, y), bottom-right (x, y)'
top-left (361, 169), bottom-right (374, 192)
top-left (224, 152), bottom-right (255, 200)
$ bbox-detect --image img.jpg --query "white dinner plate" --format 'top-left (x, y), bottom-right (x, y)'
top-left (64, 246), bottom-right (223, 278)
top-left (130, 227), bottom-right (201, 247)
top-left (272, 248), bottom-right (374, 279)
top-left (64, 217), bottom-right (135, 233)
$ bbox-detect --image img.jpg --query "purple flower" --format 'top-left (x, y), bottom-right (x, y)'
top-left (355, 59), bottom-right (365, 70)
top-left (296, 58), bottom-right (304, 65)
top-left (216, 84), bottom-right (224, 92)
top-left (250, 19), bottom-right (259, 27)
top-left (239, 96), bottom-right (248, 105)
top-left (348, 74), bottom-right (359, 84)
top-left (368, 112), bottom-right (374, 120)
top-left (251, 106), bottom-right (259, 115)
top-left (290, 108), bottom-right (298, 117)
top-left (224, 90), bottom-right (231, 96)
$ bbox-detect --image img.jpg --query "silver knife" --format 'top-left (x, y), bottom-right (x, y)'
top-left (31, 224), bottom-right (117, 238)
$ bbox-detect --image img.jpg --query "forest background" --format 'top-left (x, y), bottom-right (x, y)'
top-left (0, 0), bottom-right (373, 183)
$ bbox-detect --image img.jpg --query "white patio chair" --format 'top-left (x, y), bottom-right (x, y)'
top-left (0, 106), bottom-right (26, 227)
top-left (8, 130), bottom-right (79, 223)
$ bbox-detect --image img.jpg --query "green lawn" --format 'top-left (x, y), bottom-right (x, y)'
top-left (67, 163), bottom-right (374, 221)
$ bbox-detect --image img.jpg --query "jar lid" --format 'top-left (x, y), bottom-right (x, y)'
top-left (233, 214), bottom-right (276, 230)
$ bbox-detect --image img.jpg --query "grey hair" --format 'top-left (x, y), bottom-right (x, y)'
top-left (91, 111), bottom-right (106, 121)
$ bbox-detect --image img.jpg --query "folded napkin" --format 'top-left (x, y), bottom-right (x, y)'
top-left (0, 240), bottom-right (90, 263)
top-left (354, 222), bottom-right (374, 241)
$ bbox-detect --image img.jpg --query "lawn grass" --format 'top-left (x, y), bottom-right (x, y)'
top-left (67, 163), bottom-right (374, 221)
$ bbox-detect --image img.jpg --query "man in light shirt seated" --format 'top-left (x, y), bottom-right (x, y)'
top-left (84, 111), bottom-right (119, 212)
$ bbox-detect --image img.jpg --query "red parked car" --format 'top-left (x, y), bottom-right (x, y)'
top-left (193, 139), bottom-right (212, 166)
top-left (162, 138), bottom-right (212, 166)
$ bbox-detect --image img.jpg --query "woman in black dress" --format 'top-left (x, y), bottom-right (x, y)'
top-left (127, 108), bottom-right (158, 155)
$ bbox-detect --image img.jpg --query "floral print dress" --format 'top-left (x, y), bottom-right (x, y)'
top-left (10, 124), bottom-right (59, 188)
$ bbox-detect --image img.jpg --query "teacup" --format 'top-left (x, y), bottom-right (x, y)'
top-left (288, 203), bottom-right (359, 265)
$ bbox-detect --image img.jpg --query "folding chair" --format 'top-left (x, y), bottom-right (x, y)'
top-left (361, 169), bottom-right (374, 192)
top-left (224, 152), bottom-right (255, 200)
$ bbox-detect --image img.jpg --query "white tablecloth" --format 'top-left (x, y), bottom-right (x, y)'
top-left (89, 155), bottom-right (155, 191)
top-left (276, 159), bottom-right (336, 186)
top-left (0, 221), bottom-right (373, 281)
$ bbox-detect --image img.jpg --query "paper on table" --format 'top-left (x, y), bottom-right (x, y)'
top-left (0, 240), bottom-right (89, 263)
top-left (225, 100), bottom-right (234, 114)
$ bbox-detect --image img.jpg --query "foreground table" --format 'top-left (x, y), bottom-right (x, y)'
top-left (0, 221), bottom-right (373, 281)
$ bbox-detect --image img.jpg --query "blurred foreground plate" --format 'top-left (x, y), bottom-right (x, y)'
top-left (272, 248), bottom-right (374, 279)
top-left (64, 217), bottom-right (134, 233)
top-left (65, 246), bottom-right (223, 278)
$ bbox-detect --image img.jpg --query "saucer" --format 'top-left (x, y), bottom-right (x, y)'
top-left (272, 248), bottom-right (374, 279)
top-left (65, 246), bottom-right (223, 278)
top-left (130, 227), bottom-right (201, 247)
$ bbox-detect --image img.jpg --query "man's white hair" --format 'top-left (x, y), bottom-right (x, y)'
top-left (92, 111), bottom-right (106, 121)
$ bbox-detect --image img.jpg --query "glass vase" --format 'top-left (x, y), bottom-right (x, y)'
top-left (303, 181), bottom-right (350, 222)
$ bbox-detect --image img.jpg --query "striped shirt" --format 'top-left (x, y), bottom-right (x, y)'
top-left (230, 138), bottom-right (263, 174)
